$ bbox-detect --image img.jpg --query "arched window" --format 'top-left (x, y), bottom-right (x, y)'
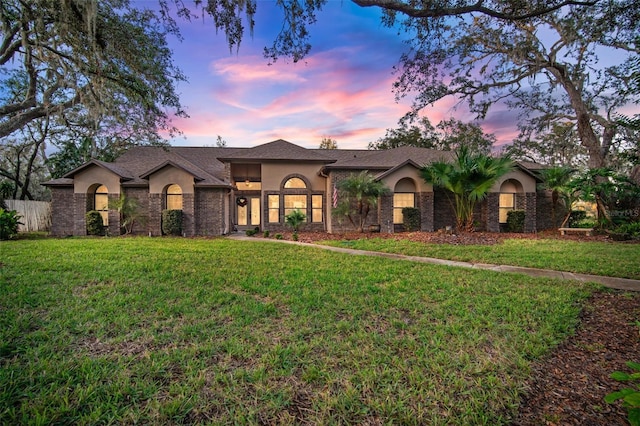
top-left (393, 178), bottom-right (416, 224)
top-left (499, 179), bottom-right (523, 223)
top-left (284, 177), bottom-right (306, 189)
top-left (165, 184), bottom-right (183, 210)
top-left (94, 185), bottom-right (109, 225)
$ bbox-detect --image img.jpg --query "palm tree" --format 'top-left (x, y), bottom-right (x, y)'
top-left (421, 146), bottom-right (513, 232)
top-left (537, 166), bottom-right (575, 228)
top-left (333, 171), bottom-right (390, 232)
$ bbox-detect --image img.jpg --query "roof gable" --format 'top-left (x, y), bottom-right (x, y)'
top-left (217, 139), bottom-right (335, 162)
top-left (374, 159), bottom-right (423, 181)
top-left (62, 159), bottom-right (134, 181)
top-left (140, 160), bottom-right (205, 181)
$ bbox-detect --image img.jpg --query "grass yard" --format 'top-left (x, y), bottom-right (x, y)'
top-left (1, 237), bottom-right (598, 424)
top-left (319, 237), bottom-right (640, 279)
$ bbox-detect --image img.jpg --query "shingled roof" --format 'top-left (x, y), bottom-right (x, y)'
top-left (62, 159), bottom-right (135, 180)
top-left (322, 146), bottom-right (455, 170)
top-left (44, 140), bottom-right (542, 189)
top-left (217, 139), bottom-right (336, 163)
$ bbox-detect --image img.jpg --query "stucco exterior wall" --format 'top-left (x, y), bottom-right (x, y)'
top-left (261, 163), bottom-right (325, 191)
top-left (379, 165), bottom-right (433, 193)
top-left (73, 167), bottom-right (121, 194)
top-left (148, 167), bottom-right (195, 194)
top-left (491, 170), bottom-right (536, 193)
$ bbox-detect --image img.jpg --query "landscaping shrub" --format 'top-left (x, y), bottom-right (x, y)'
top-left (246, 229), bottom-right (257, 237)
top-left (85, 210), bottom-right (104, 236)
top-left (506, 210), bottom-right (525, 233)
top-left (609, 222), bottom-right (640, 241)
top-left (162, 209), bottom-right (182, 236)
top-left (0, 208), bottom-right (22, 240)
top-left (263, 230), bottom-right (270, 238)
top-left (285, 209), bottom-right (306, 232)
top-left (605, 361), bottom-right (640, 426)
top-left (567, 211), bottom-right (588, 227)
top-left (402, 207), bottom-right (421, 231)
top-left (275, 233), bottom-right (283, 240)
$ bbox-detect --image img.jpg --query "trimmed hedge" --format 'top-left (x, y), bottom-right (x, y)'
top-left (506, 210), bottom-right (525, 233)
top-left (86, 210), bottom-right (104, 236)
top-left (402, 207), bottom-right (421, 231)
top-left (162, 209), bottom-right (183, 236)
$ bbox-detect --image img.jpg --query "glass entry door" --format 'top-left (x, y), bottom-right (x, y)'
top-left (236, 196), bottom-right (260, 229)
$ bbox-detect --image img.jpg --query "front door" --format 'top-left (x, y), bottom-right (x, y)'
top-left (236, 196), bottom-right (260, 230)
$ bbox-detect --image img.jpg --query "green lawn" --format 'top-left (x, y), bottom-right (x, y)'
top-left (319, 238), bottom-right (640, 279)
top-left (1, 237), bottom-right (599, 424)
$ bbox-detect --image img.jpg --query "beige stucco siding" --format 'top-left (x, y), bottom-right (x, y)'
top-left (74, 167), bottom-right (122, 194)
top-left (261, 163), bottom-right (325, 191)
top-left (148, 167), bottom-right (195, 194)
top-left (379, 165), bottom-right (433, 193)
top-left (491, 170), bottom-right (536, 193)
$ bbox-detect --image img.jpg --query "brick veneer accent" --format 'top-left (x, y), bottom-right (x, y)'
top-left (434, 188), bottom-right (457, 231)
top-left (71, 193), bottom-right (87, 236)
top-left (524, 192), bottom-right (537, 233)
top-left (419, 192), bottom-right (435, 232)
top-left (148, 194), bottom-right (163, 236)
top-left (378, 193), bottom-right (393, 233)
top-left (122, 187), bottom-right (150, 235)
top-left (106, 194), bottom-right (120, 236)
top-left (486, 192), bottom-right (500, 232)
top-left (49, 187), bottom-right (74, 236)
top-left (195, 188), bottom-right (226, 236)
top-left (182, 193), bottom-right (195, 237)
top-left (536, 190), bottom-right (567, 230)
top-left (329, 170), bottom-right (382, 233)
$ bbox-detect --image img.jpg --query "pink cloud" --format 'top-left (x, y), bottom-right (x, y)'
top-left (210, 56), bottom-right (308, 83)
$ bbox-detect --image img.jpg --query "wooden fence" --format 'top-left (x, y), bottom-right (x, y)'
top-left (3, 200), bottom-right (52, 232)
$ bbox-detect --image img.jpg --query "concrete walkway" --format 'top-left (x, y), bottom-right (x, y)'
top-left (227, 235), bottom-right (640, 292)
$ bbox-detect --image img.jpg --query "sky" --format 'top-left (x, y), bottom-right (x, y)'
top-left (160, 1), bottom-right (521, 150)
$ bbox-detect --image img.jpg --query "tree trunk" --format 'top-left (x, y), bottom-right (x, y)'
top-left (549, 65), bottom-right (609, 169)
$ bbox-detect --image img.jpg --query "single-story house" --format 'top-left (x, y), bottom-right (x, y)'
top-left (43, 139), bottom-right (556, 236)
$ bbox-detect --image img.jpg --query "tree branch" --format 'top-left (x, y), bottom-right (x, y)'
top-left (351, 0), bottom-right (598, 20)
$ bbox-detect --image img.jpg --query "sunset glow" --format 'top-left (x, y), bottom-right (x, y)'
top-left (164, 1), bottom-right (518, 149)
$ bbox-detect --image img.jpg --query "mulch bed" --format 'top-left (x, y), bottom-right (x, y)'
top-left (513, 291), bottom-right (640, 425)
top-left (282, 231), bottom-right (640, 424)
top-left (290, 230), bottom-right (617, 245)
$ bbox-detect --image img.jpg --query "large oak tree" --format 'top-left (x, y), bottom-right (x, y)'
top-left (0, 0), bottom-right (186, 141)
top-left (392, 1), bottom-right (639, 169)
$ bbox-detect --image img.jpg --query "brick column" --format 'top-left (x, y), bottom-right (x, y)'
top-left (182, 193), bottom-right (195, 237)
top-left (420, 192), bottom-right (434, 232)
top-left (49, 187), bottom-right (74, 236)
top-left (486, 192), bottom-right (500, 232)
top-left (379, 193), bottom-right (394, 233)
top-left (107, 193), bottom-right (120, 236)
top-left (149, 194), bottom-right (162, 236)
top-left (524, 192), bottom-right (537, 233)
top-left (73, 193), bottom-right (87, 236)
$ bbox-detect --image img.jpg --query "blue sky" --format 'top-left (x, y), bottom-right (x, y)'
top-left (160, 1), bottom-right (521, 149)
